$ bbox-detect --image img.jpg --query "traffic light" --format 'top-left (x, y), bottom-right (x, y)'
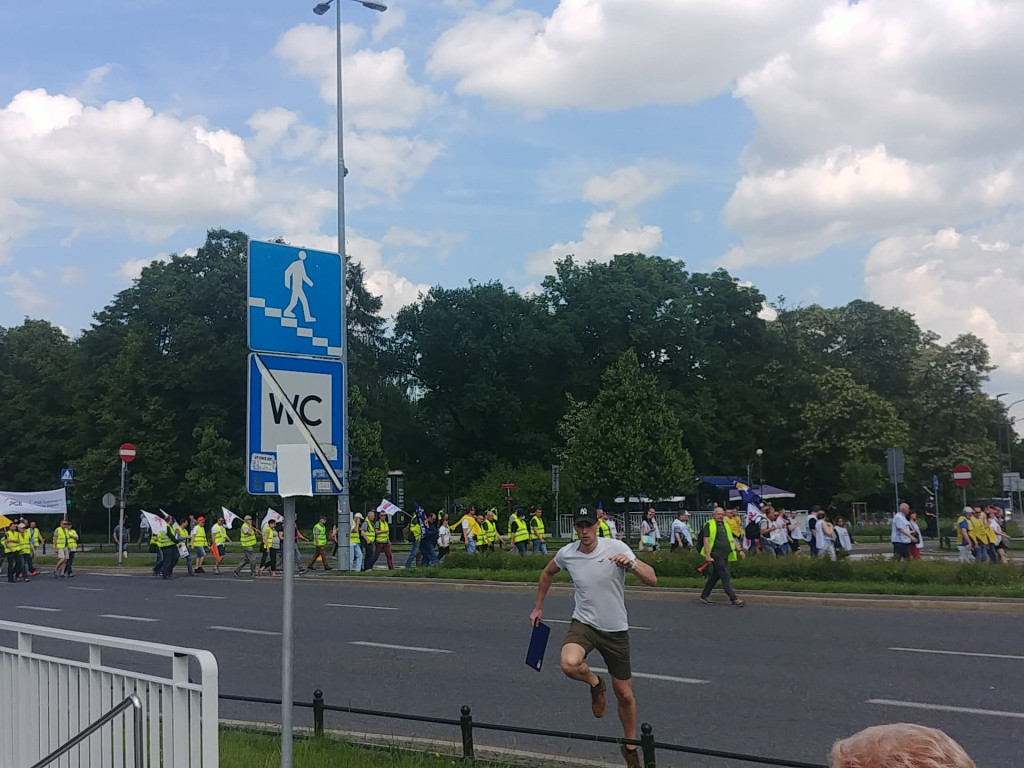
top-left (124, 467), bottom-right (133, 494)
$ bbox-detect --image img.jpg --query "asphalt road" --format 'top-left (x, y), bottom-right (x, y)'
top-left (2, 567), bottom-right (1021, 767)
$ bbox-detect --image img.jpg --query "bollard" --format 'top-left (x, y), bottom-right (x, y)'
top-left (640, 722), bottom-right (656, 768)
top-left (313, 689), bottom-right (324, 737)
top-left (460, 705), bottom-right (474, 760)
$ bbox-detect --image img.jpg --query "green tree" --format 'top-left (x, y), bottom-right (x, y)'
top-left (560, 349), bottom-right (695, 504)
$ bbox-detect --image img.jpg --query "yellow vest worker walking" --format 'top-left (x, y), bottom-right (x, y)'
top-left (699, 508), bottom-right (746, 606)
top-left (509, 510), bottom-right (530, 555)
top-left (65, 522), bottom-right (80, 577)
top-left (309, 515), bottom-right (333, 571)
top-left (258, 519), bottom-right (278, 576)
top-left (233, 515), bottom-right (259, 577)
top-left (372, 515), bottom-right (393, 570)
top-left (211, 516), bottom-right (231, 574)
top-left (191, 518), bottom-right (209, 573)
top-left (530, 508), bottom-right (548, 554)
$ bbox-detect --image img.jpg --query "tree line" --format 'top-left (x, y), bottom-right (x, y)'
top-left (0, 228), bottom-right (1015, 531)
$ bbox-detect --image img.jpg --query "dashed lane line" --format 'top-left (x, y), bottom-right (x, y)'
top-left (325, 603), bottom-right (397, 611)
top-left (889, 646), bottom-right (1024, 661)
top-left (17, 606), bottom-right (62, 612)
top-left (210, 625), bottom-right (281, 636)
top-left (589, 667), bottom-right (709, 684)
top-left (350, 641), bottom-right (451, 654)
top-left (100, 614), bottom-right (159, 623)
top-left (868, 699), bottom-right (1024, 719)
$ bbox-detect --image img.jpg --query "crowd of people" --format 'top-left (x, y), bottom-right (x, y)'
top-left (1, 518), bottom-right (78, 582)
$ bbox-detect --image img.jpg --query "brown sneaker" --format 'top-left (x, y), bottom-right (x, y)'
top-left (590, 676), bottom-right (607, 718)
top-left (620, 744), bottom-right (641, 768)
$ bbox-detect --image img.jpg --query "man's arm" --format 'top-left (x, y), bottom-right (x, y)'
top-left (530, 559), bottom-right (561, 626)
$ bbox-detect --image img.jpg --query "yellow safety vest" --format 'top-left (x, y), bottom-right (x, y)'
top-left (478, 519), bottom-right (491, 545)
top-left (511, 516), bottom-right (529, 544)
top-left (192, 525), bottom-right (208, 547)
top-left (375, 521), bottom-right (390, 543)
top-left (410, 522), bottom-right (421, 542)
top-left (240, 524), bottom-right (257, 548)
top-left (18, 530), bottom-right (31, 554)
top-left (53, 527), bottom-right (66, 548)
top-left (314, 523), bottom-right (328, 546)
top-left (598, 520), bottom-right (611, 538)
top-left (66, 528), bottom-right (79, 551)
top-left (349, 523), bottom-right (360, 544)
top-left (530, 516), bottom-right (545, 539)
top-left (262, 526), bottom-right (273, 550)
top-left (703, 519), bottom-right (737, 562)
top-left (2, 530), bottom-right (15, 554)
top-left (212, 524), bottom-right (227, 544)
top-left (29, 528), bottom-right (41, 547)
top-left (153, 528), bottom-right (170, 547)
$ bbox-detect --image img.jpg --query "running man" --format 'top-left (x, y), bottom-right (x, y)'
top-left (530, 504), bottom-right (657, 768)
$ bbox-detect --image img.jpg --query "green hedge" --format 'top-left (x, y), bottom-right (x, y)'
top-left (441, 550), bottom-right (1024, 589)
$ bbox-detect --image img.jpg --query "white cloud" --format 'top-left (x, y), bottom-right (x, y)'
top-left (274, 24), bottom-right (439, 131)
top-left (117, 252), bottom-right (171, 282)
top-left (61, 266), bottom-right (86, 285)
top-left (582, 165), bottom-right (683, 210)
top-left (527, 210), bottom-right (662, 277)
top-left (0, 89), bottom-right (258, 243)
top-left (381, 226), bottom-right (465, 262)
top-left (723, 0), bottom-right (1024, 266)
top-left (342, 131), bottom-right (443, 205)
top-left (865, 225), bottom-right (1024, 375)
top-left (0, 271), bottom-right (48, 313)
top-left (428, 0), bottom-right (824, 111)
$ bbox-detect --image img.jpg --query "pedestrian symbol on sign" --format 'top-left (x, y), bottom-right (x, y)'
top-left (283, 251), bottom-right (316, 323)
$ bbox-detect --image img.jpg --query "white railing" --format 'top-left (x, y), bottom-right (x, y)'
top-left (0, 620), bottom-right (218, 768)
top-left (557, 511), bottom-right (715, 544)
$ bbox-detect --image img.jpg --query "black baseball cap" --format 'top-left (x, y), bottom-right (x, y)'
top-left (574, 504), bottom-right (598, 527)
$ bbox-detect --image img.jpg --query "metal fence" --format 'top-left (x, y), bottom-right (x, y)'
top-left (220, 689), bottom-right (827, 768)
top-left (31, 694), bottom-right (144, 768)
top-left (558, 511), bottom-right (714, 543)
top-left (0, 620), bottom-right (219, 768)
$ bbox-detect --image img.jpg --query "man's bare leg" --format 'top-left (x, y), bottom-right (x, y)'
top-left (560, 643), bottom-right (606, 717)
top-left (611, 677), bottom-right (637, 740)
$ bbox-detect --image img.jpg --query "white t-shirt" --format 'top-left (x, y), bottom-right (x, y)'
top-left (438, 525), bottom-right (450, 548)
top-left (788, 517), bottom-right (804, 540)
top-left (606, 519), bottom-right (619, 539)
top-left (835, 525), bottom-right (853, 551)
top-left (670, 519), bottom-right (692, 546)
top-left (553, 538), bottom-right (637, 632)
top-left (769, 518), bottom-right (788, 546)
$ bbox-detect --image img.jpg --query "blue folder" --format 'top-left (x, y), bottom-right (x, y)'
top-left (526, 621), bottom-right (550, 672)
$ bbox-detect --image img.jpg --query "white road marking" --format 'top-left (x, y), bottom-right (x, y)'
top-left (589, 667), bottom-right (708, 684)
top-left (546, 619), bottom-right (653, 631)
top-left (210, 625), bottom-right (281, 636)
top-left (88, 572), bottom-right (135, 578)
top-left (325, 603), bottom-right (397, 611)
top-left (889, 646), bottom-right (1024, 661)
top-left (350, 641), bottom-right (451, 654)
top-left (68, 587), bottom-right (103, 592)
top-left (868, 699), bottom-right (1024, 719)
top-left (100, 614), bottom-right (159, 623)
top-left (176, 594), bottom-right (227, 600)
top-left (17, 606), bottom-right (62, 612)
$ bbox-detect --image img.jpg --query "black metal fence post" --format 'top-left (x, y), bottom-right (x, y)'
top-left (460, 705), bottom-right (474, 760)
top-left (313, 689), bottom-right (324, 737)
top-left (640, 722), bottom-right (656, 768)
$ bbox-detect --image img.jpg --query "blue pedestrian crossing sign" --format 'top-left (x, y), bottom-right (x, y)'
top-left (246, 353), bottom-right (344, 495)
top-left (248, 240), bottom-right (343, 359)
top-left (60, 468), bottom-right (74, 482)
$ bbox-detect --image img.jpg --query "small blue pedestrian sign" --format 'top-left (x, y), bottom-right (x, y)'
top-left (60, 468), bottom-right (74, 482)
top-left (933, 474), bottom-right (939, 493)
top-left (248, 240), bottom-right (343, 360)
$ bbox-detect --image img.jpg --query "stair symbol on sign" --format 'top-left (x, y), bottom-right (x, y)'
top-left (249, 297), bottom-right (342, 356)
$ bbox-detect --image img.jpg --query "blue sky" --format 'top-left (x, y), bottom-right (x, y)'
top-left (2, 0), bottom-right (1023, 401)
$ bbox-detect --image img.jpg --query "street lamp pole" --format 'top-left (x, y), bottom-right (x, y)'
top-left (756, 448), bottom-right (764, 497)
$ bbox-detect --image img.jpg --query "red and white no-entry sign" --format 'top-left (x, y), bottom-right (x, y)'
top-left (119, 443), bottom-right (137, 463)
top-left (952, 463), bottom-right (972, 488)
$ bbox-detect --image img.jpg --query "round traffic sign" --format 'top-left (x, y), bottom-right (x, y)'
top-left (952, 463), bottom-right (972, 488)
top-left (119, 443), bottom-right (137, 462)
top-left (101, 492), bottom-right (116, 509)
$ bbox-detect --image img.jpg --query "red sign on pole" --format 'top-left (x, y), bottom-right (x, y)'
top-left (500, 482), bottom-right (517, 490)
top-left (952, 463), bottom-right (972, 488)
top-left (119, 443), bottom-right (137, 463)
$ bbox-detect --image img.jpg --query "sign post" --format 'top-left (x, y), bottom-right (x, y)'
top-left (102, 492), bottom-right (116, 545)
top-left (932, 474), bottom-right (940, 541)
top-left (953, 463), bottom-right (972, 508)
top-left (118, 443), bottom-right (136, 565)
top-left (886, 447), bottom-right (905, 514)
top-left (60, 467), bottom-right (74, 521)
top-left (551, 464), bottom-right (560, 523)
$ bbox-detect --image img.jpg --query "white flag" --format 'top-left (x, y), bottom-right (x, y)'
top-left (222, 507), bottom-right (239, 529)
top-left (261, 508), bottom-right (284, 529)
top-left (141, 509), bottom-right (167, 535)
top-left (376, 499), bottom-right (400, 518)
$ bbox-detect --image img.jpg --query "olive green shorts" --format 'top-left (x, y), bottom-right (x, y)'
top-left (564, 619), bottom-right (632, 680)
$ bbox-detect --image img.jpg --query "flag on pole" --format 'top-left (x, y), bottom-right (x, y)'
top-left (0, 513), bottom-right (12, 529)
top-left (141, 509), bottom-right (168, 535)
top-left (262, 508), bottom-right (284, 529)
top-left (221, 507), bottom-right (240, 529)
top-left (376, 498), bottom-right (400, 518)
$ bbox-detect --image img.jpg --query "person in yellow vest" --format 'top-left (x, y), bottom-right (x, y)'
top-left (308, 515), bottom-right (333, 571)
top-left (65, 520), bottom-right (80, 578)
top-left (373, 512), bottom-right (393, 569)
top-left (151, 517), bottom-right (169, 576)
top-left (967, 507), bottom-right (989, 563)
top-left (361, 510), bottom-right (376, 571)
top-left (699, 506), bottom-right (746, 606)
top-left (725, 507), bottom-right (745, 545)
top-left (211, 516), bottom-right (230, 574)
top-left (597, 511), bottom-right (613, 539)
top-left (233, 515), bottom-right (259, 577)
top-left (14, 523), bottom-right (32, 581)
top-left (258, 519), bottom-right (278, 576)
top-left (404, 515), bottom-right (423, 568)
top-left (4, 523), bottom-right (24, 582)
top-left (191, 517), bottom-right (209, 574)
top-left (53, 519), bottom-right (71, 578)
top-left (348, 512), bottom-right (364, 571)
top-left (157, 515), bottom-right (182, 580)
top-left (451, 507), bottom-right (481, 553)
top-left (509, 508), bottom-right (530, 555)
top-left (530, 507), bottom-right (548, 554)
top-left (26, 521), bottom-right (41, 575)
top-left (955, 506), bottom-right (974, 563)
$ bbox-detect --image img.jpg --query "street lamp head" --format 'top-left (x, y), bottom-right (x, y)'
top-left (360, 1), bottom-right (388, 10)
top-left (313, 2), bottom-right (332, 15)
top-left (756, 448), bottom-right (763, 457)
top-left (996, 392), bottom-right (1010, 399)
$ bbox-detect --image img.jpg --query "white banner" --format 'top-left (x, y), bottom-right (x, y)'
top-left (0, 488), bottom-right (67, 515)
top-left (222, 507), bottom-right (240, 529)
top-left (376, 498), bottom-right (400, 518)
top-left (261, 508), bottom-right (284, 529)
top-left (140, 510), bottom-right (168, 535)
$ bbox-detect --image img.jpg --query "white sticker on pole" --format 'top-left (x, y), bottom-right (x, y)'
top-left (277, 444), bottom-right (313, 497)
